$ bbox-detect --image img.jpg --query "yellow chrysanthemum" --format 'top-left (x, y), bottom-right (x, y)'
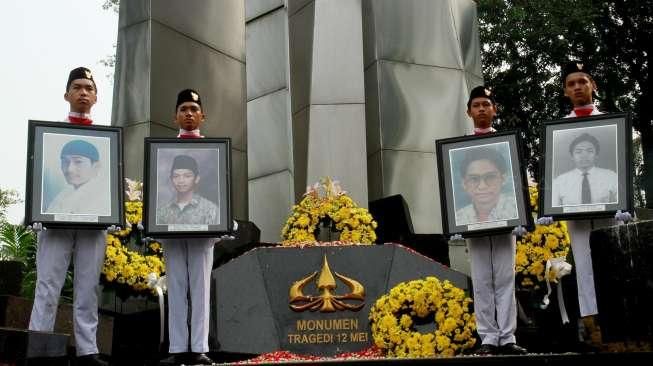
top-left (515, 185), bottom-right (570, 289)
top-left (369, 277), bottom-right (476, 358)
top-left (101, 179), bottom-right (166, 297)
top-left (281, 177), bottom-right (378, 246)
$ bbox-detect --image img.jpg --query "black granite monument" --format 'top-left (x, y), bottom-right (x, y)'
top-left (210, 244), bottom-right (470, 356)
top-left (590, 220), bottom-right (653, 343)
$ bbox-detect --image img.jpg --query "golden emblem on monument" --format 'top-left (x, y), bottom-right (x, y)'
top-left (289, 255), bottom-right (365, 312)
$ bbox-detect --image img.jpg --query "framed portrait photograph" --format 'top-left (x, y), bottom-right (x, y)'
top-left (539, 113), bottom-right (632, 219)
top-left (143, 138), bottom-right (233, 238)
top-left (436, 131), bottom-right (533, 237)
top-left (25, 120), bottom-right (124, 228)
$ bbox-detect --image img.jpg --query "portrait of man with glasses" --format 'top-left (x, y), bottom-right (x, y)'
top-left (453, 144), bottom-right (519, 226)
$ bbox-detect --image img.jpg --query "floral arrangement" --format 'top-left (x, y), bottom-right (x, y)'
top-left (281, 177), bottom-right (378, 246)
top-left (369, 277), bottom-right (476, 358)
top-left (102, 179), bottom-right (165, 298)
top-left (515, 185), bottom-right (571, 289)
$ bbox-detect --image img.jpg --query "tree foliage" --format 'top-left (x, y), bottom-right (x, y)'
top-left (478, 0), bottom-right (652, 205)
top-left (0, 222), bottom-right (73, 300)
top-left (102, 0), bottom-right (120, 13)
top-left (0, 188), bottom-right (21, 223)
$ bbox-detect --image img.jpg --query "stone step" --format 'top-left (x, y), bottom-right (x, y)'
top-left (0, 326), bottom-right (69, 365)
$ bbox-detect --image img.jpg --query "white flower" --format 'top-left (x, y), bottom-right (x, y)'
top-left (125, 178), bottom-right (143, 201)
top-left (147, 273), bottom-right (167, 293)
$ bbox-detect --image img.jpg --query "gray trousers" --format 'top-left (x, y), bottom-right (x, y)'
top-left (29, 229), bottom-right (107, 356)
top-left (567, 218), bottom-right (612, 317)
top-left (161, 238), bottom-right (214, 353)
top-left (468, 233), bottom-right (517, 346)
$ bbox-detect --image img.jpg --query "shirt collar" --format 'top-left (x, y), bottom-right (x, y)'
top-left (66, 112), bottom-right (93, 125)
top-left (473, 126), bottom-right (496, 135)
top-left (177, 129), bottom-right (203, 138)
top-left (172, 195), bottom-right (200, 209)
top-left (575, 167), bottom-right (596, 175)
top-left (568, 104), bottom-right (600, 117)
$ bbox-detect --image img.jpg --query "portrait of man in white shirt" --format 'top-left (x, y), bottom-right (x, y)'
top-left (551, 129), bottom-right (618, 207)
top-left (42, 137), bottom-right (111, 216)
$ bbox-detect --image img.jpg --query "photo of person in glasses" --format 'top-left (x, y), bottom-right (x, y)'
top-left (454, 144), bottom-right (518, 226)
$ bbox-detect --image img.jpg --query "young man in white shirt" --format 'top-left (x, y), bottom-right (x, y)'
top-left (464, 86), bottom-right (527, 355)
top-left (158, 89), bottom-right (216, 366)
top-left (559, 61), bottom-right (618, 346)
top-left (29, 67), bottom-right (109, 366)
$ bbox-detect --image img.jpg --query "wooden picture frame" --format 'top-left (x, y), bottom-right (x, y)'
top-left (143, 138), bottom-right (233, 238)
top-left (435, 131), bottom-right (533, 237)
top-left (538, 113), bottom-right (633, 220)
top-left (25, 120), bottom-right (124, 228)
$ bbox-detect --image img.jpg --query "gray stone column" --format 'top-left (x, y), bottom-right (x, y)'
top-left (246, 0), bottom-right (368, 241)
top-left (246, 1), bottom-right (294, 242)
top-left (289, 0), bottom-right (368, 207)
top-left (363, 0), bottom-right (483, 233)
top-left (112, 0), bottom-right (248, 220)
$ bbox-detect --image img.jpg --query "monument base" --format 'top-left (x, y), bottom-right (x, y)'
top-left (590, 220), bottom-right (653, 343)
top-left (0, 327), bottom-right (69, 365)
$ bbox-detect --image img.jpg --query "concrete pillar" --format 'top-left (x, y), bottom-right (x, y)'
top-left (246, 0), bottom-right (294, 242)
top-left (112, 0), bottom-right (248, 220)
top-left (363, 0), bottom-right (483, 233)
top-left (289, 0), bottom-right (368, 208)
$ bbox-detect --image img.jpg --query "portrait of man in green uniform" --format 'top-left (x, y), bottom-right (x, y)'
top-left (155, 154), bottom-right (219, 226)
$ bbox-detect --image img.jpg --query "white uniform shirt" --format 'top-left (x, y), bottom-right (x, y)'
top-left (555, 105), bottom-right (617, 206)
top-left (551, 167), bottom-right (618, 206)
top-left (46, 176), bottom-right (111, 215)
top-left (455, 193), bottom-right (518, 225)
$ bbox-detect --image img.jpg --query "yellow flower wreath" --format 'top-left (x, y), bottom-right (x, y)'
top-left (369, 277), bottom-right (476, 358)
top-left (515, 185), bottom-right (571, 289)
top-left (102, 179), bottom-right (165, 297)
top-left (280, 177), bottom-right (378, 246)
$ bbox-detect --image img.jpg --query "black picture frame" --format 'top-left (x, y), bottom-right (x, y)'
top-left (143, 138), bottom-right (233, 238)
top-left (435, 131), bottom-right (533, 237)
top-left (538, 113), bottom-right (633, 220)
top-left (25, 120), bottom-right (124, 229)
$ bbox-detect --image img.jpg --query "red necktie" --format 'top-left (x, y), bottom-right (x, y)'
top-left (68, 116), bottom-right (93, 125)
top-left (573, 108), bottom-right (593, 117)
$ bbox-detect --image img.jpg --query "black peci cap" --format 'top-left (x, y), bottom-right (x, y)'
top-left (170, 155), bottom-right (199, 175)
top-left (562, 60), bottom-right (592, 83)
top-left (467, 86), bottom-right (496, 109)
top-left (175, 89), bottom-right (202, 110)
top-left (66, 67), bottom-right (96, 92)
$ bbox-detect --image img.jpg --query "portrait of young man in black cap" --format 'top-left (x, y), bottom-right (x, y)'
top-left (156, 154), bottom-right (218, 225)
top-left (42, 137), bottom-right (111, 216)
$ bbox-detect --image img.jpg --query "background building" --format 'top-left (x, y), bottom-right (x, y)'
top-left (113, 0), bottom-right (482, 242)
